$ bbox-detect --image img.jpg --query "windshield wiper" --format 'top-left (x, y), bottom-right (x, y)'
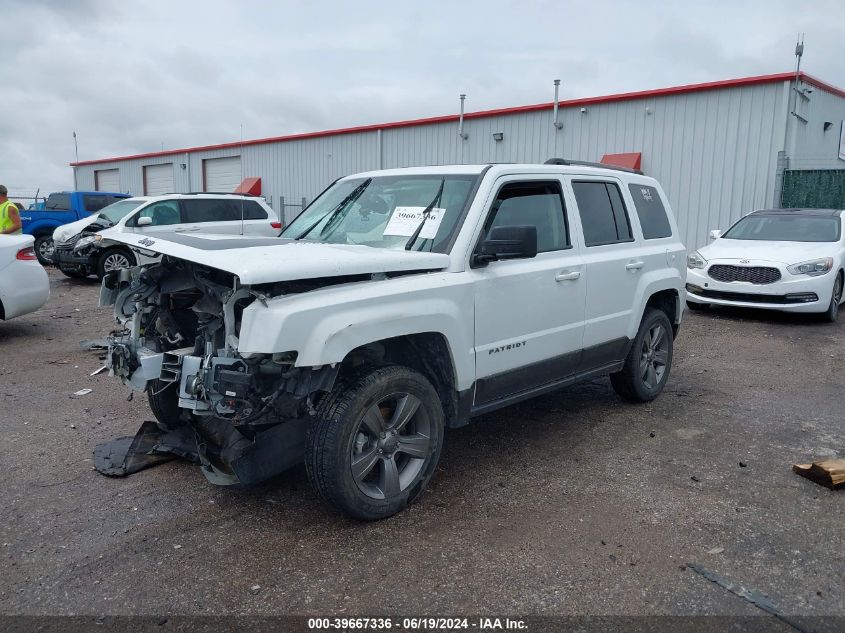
top-left (295, 178), bottom-right (372, 240)
top-left (404, 179), bottom-right (445, 251)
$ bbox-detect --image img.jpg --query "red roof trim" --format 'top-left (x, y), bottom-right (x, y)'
top-left (70, 71), bottom-right (842, 167)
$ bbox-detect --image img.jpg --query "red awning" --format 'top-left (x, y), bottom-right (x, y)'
top-left (600, 152), bottom-right (642, 171)
top-left (234, 177), bottom-right (261, 196)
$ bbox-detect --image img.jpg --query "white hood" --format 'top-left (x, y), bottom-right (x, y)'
top-left (698, 238), bottom-right (837, 265)
top-left (53, 215), bottom-right (102, 243)
top-left (101, 231), bottom-right (451, 285)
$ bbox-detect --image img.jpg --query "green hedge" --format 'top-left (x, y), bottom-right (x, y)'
top-left (782, 170), bottom-right (845, 208)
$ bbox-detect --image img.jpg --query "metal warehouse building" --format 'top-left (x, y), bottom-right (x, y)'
top-left (71, 71), bottom-right (845, 248)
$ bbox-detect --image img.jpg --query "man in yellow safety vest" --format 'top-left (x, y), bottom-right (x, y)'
top-left (0, 185), bottom-right (23, 235)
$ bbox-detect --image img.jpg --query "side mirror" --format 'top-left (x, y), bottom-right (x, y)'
top-left (136, 216), bottom-right (153, 227)
top-left (708, 229), bottom-right (722, 240)
top-left (473, 225), bottom-right (538, 267)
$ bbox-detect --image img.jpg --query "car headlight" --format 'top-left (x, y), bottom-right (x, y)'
top-left (687, 251), bottom-right (707, 269)
top-left (72, 235), bottom-right (98, 252)
top-left (787, 257), bottom-right (833, 277)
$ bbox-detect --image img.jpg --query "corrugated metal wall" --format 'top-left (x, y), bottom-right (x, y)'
top-left (789, 83), bottom-right (845, 170)
top-left (75, 79), bottom-right (824, 248)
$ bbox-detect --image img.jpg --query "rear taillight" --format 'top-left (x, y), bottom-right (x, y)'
top-left (271, 221), bottom-right (283, 230)
top-left (16, 247), bottom-right (37, 261)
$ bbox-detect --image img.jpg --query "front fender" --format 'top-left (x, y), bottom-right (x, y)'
top-left (237, 274), bottom-right (476, 391)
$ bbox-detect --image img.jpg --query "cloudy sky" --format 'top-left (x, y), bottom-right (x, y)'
top-left (3, 0), bottom-right (844, 198)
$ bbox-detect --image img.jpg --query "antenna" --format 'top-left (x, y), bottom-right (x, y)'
top-left (553, 80), bottom-right (563, 130)
top-left (239, 123), bottom-right (245, 236)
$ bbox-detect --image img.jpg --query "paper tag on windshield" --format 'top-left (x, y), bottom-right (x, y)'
top-left (383, 206), bottom-right (445, 239)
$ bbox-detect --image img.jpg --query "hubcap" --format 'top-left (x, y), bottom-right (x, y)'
top-left (350, 393), bottom-right (432, 500)
top-left (39, 239), bottom-right (54, 259)
top-left (103, 253), bottom-right (130, 272)
top-left (640, 323), bottom-right (669, 391)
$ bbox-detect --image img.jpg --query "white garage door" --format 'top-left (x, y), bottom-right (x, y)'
top-left (143, 163), bottom-right (174, 195)
top-left (203, 156), bottom-right (241, 192)
top-left (95, 169), bottom-right (120, 192)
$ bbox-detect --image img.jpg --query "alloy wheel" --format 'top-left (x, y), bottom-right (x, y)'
top-left (103, 253), bottom-right (131, 272)
top-left (350, 393), bottom-right (433, 500)
top-left (640, 323), bottom-right (669, 390)
top-left (38, 238), bottom-right (54, 260)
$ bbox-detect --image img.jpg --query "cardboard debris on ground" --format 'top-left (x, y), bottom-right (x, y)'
top-left (792, 459), bottom-right (845, 489)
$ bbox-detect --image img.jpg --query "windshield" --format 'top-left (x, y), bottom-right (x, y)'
top-left (723, 214), bottom-right (841, 242)
top-left (99, 199), bottom-right (145, 224)
top-left (281, 175), bottom-right (478, 252)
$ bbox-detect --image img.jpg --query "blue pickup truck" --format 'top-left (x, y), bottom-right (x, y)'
top-left (20, 191), bottom-right (130, 264)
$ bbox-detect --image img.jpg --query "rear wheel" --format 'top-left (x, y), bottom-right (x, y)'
top-left (34, 235), bottom-right (54, 265)
top-left (611, 308), bottom-right (674, 403)
top-left (821, 272), bottom-right (843, 323)
top-left (306, 365), bottom-right (444, 520)
top-left (96, 248), bottom-right (135, 279)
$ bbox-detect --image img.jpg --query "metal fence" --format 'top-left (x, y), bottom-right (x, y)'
top-left (781, 170), bottom-right (845, 209)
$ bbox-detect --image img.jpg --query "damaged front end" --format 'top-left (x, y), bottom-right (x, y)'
top-left (96, 257), bottom-right (337, 485)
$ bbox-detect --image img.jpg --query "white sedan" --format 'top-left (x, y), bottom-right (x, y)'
top-left (0, 234), bottom-right (50, 321)
top-left (686, 208), bottom-right (845, 321)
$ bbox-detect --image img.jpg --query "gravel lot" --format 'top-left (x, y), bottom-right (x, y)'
top-left (1, 270), bottom-right (843, 624)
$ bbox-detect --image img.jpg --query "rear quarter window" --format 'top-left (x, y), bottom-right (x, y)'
top-left (628, 184), bottom-right (672, 239)
top-left (181, 199), bottom-right (267, 223)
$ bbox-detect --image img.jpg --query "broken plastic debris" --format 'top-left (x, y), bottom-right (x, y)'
top-left (90, 366), bottom-right (108, 376)
top-left (249, 585), bottom-right (262, 595)
top-left (73, 388), bottom-right (93, 396)
top-left (793, 459), bottom-right (845, 489)
top-left (79, 339), bottom-right (110, 351)
top-left (707, 547), bottom-right (724, 555)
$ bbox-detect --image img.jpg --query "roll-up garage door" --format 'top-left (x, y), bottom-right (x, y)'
top-left (203, 156), bottom-right (241, 192)
top-left (143, 163), bottom-right (174, 195)
top-left (95, 169), bottom-right (120, 192)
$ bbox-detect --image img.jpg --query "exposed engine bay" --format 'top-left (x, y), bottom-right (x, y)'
top-left (96, 256), bottom-right (354, 485)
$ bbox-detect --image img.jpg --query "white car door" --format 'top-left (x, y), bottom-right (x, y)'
top-left (179, 198), bottom-right (277, 236)
top-left (127, 200), bottom-right (188, 236)
top-left (471, 176), bottom-right (586, 408)
top-left (565, 176), bottom-right (642, 357)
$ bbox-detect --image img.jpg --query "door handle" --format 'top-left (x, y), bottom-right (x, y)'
top-left (173, 227), bottom-right (186, 232)
top-left (188, 226), bottom-right (201, 232)
top-left (555, 270), bottom-right (581, 282)
top-left (625, 260), bottom-right (645, 271)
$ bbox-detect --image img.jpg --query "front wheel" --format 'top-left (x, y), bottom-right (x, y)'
top-left (34, 235), bottom-right (54, 265)
top-left (306, 365), bottom-right (444, 521)
top-left (96, 248), bottom-right (136, 279)
top-left (821, 272), bottom-right (843, 323)
top-left (611, 308), bottom-right (674, 403)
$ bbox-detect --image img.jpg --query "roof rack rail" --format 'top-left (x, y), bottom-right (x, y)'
top-left (544, 158), bottom-right (643, 175)
top-left (177, 191), bottom-right (259, 196)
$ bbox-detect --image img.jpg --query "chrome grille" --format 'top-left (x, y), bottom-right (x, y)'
top-left (708, 264), bottom-right (781, 284)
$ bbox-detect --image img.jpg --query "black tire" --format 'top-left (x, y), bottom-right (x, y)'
top-left (686, 300), bottom-right (709, 311)
top-left (306, 365), bottom-right (444, 521)
top-left (96, 248), bottom-right (136, 279)
top-left (148, 379), bottom-right (183, 431)
top-left (821, 272), bottom-right (843, 323)
top-left (34, 235), bottom-right (54, 265)
top-left (611, 308), bottom-right (674, 403)
top-left (58, 264), bottom-right (87, 279)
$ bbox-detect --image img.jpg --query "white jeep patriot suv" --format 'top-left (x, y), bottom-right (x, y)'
top-left (97, 160), bottom-right (686, 520)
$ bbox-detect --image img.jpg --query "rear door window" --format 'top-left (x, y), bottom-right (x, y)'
top-left (572, 181), bottom-right (633, 247)
top-left (45, 193), bottom-right (71, 211)
top-left (627, 184), bottom-right (672, 239)
top-left (83, 195), bottom-right (111, 213)
top-left (181, 199), bottom-right (268, 222)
